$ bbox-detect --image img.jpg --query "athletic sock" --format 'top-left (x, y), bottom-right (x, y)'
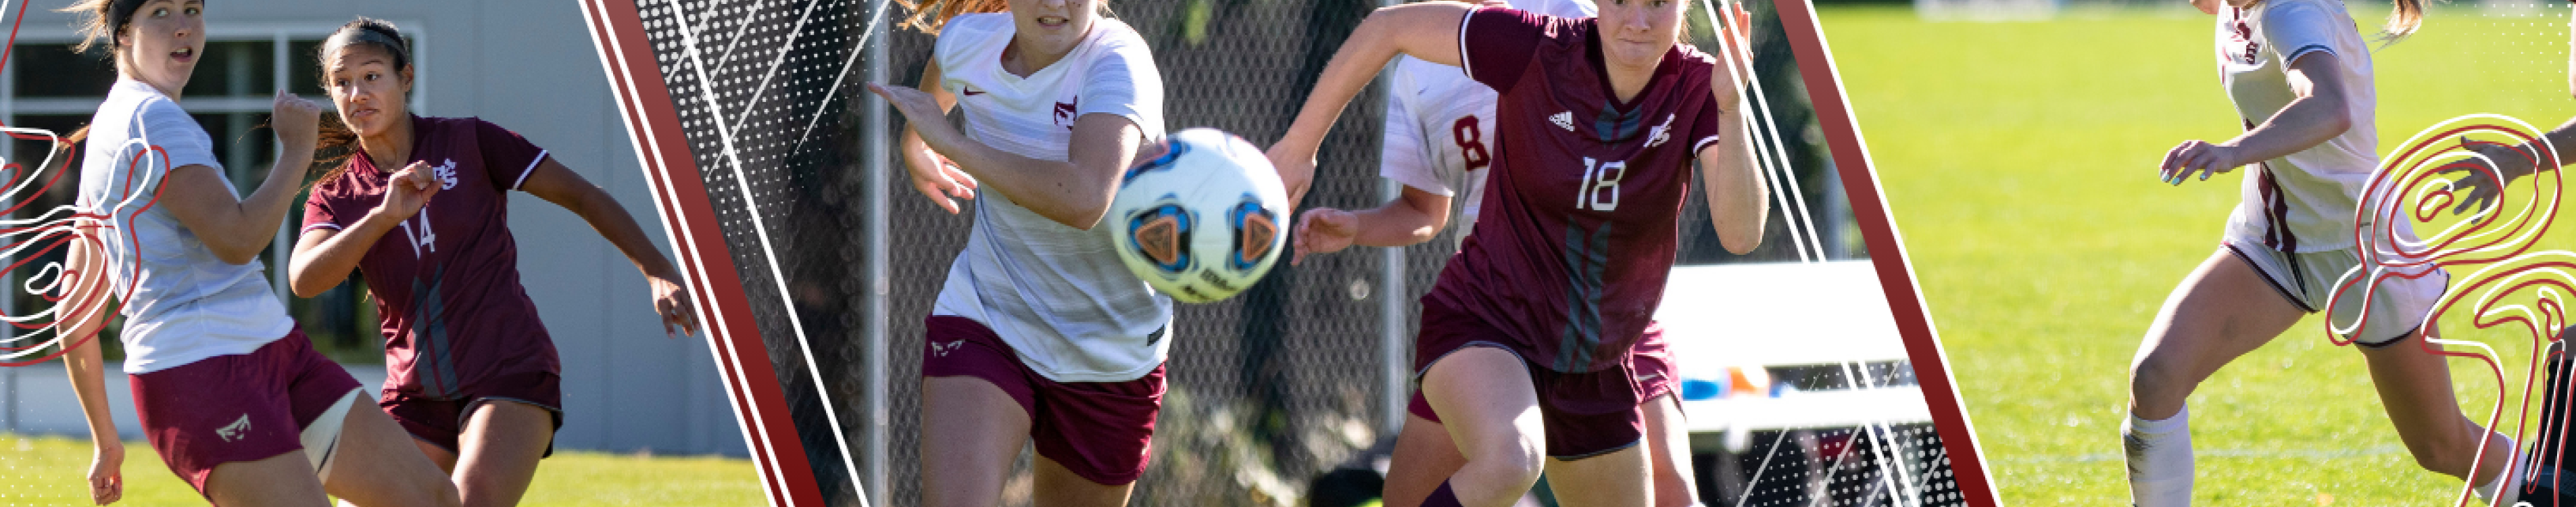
top-left (2124, 407), bottom-right (2193, 507)
top-left (1424, 481), bottom-right (1463, 507)
top-left (2473, 435), bottom-right (2523, 506)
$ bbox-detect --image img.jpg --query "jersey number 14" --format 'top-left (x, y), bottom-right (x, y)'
top-left (397, 213), bottom-right (437, 258)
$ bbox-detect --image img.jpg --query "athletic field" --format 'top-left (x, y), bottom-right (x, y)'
top-left (1826, 5), bottom-right (2575, 504)
top-left (0, 435), bottom-right (760, 505)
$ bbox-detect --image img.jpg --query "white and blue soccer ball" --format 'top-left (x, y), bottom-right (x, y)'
top-left (1109, 128), bottom-right (1289, 304)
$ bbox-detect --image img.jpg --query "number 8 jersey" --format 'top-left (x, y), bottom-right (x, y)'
top-left (1425, 7), bottom-right (1726, 374)
top-left (302, 116), bottom-right (558, 400)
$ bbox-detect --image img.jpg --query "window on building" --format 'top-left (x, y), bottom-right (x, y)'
top-left (6, 31), bottom-right (417, 364)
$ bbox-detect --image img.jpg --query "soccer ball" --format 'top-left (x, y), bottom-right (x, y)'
top-left (1109, 128), bottom-right (1289, 304)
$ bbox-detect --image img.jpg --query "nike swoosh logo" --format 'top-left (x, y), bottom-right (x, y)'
top-left (962, 89), bottom-right (987, 96)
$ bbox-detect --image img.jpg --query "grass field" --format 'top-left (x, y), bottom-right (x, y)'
top-left (0, 434), bottom-right (760, 506)
top-left (1823, 5), bottom-right (2576, 505)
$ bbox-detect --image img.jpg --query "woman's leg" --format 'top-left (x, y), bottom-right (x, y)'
top-left (921, 375), bottom-right (1034, 507)
top-left (1638, 395), bottom-right (1698, 507)
top-left (207, 453), bottom-right (336, 507)
top-left (447, 400), bottom-right (554, 506)
top-left (1384, 413), bottom-right (1470, 507)
top-left (319, 399), bottom-right (464, 507)
top-left (2359, 331), bottom-right (2518, 495)
top-left (2124, 248), bottom-right (2308, 506)
top-left (1418, 347), bottom-right (1547, 507)
top-left (1031, 453), bottom-right (1138, 507)
top-left (1545, 445), bottom-right (1653, 507)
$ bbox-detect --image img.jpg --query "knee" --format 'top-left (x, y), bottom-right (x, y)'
top-left (2128, 351), bottom-right (2196, 400)
top-left (1463, 437), bottom-right (1546, 491)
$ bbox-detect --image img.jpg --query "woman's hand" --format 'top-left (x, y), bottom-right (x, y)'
top-left (869, 82), bottom-right (979, 214)
top-left (376, 162), bottom-right (441, 221)
top-left (2159, 140), bottom-right (2245, 185)
top-left (87, 440), bottom-right (122, 505)
top-left (646, 272), bottom-right (700, 337)
top-left (2439, 142), bottom-right (2540, 215)
top-left (270, 91), bottom-right (324, 152)
top-left (1291, 207), bottom-right (1359, 266)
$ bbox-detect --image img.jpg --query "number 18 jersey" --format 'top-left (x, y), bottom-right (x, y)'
top-left (1382, 0), bottom-right (1597, 243)
top-left (1424, 7), bottom-right (1726, 374)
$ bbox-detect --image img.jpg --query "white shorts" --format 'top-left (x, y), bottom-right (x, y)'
top-left (2222, 239), bottom-right (2446, 347)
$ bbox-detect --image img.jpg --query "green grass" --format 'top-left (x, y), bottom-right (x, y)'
top-left (1824, 5), bottom-right (2576, 505)
top-left (0, 434), bottom-right (760, 506)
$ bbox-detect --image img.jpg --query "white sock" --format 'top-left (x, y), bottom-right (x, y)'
top-left (2473, 435), bottom-right (2523, 506)
top-left (2125, 407), bottom-right (2193, 507)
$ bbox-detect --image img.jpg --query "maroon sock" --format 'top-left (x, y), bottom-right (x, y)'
top-left (1424, 481), bottom-right (1464, 507)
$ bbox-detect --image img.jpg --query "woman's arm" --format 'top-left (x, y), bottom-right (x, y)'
top-left (870, 82), bottom-right (1144, 231)
top-left (1290, 186), bottom-right (1453, 264)
top-left (518, 158), bottom-right (700, 336)
top-left (286, 162), bottom-right (439, 297)
top-left (2161, 53), bottom-right (2354, 183)
top-left (163, 92), bottom-right (324, 265)
top-left (1700, 85), bottom-right (1766, 254)
top-left (893, 61), bottom-right (979, 214)
top-left (59, 236), bottom-right (123, 506)
top-left (1268, 1), bottom-right (1478, 210)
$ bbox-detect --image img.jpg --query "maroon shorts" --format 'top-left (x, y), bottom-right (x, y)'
top-left (1411, 299), bottom-right (1645, 460)
top-left (129, 327), bottom-right (362, 497)
top-left (381, 368), bottom-right (563, 458)
top-left (920, 316), bottom-right (1165, 485)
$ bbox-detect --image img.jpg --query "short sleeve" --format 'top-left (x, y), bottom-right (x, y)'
top-left (1380, 59), bottom-right (1454, 196)
top-left (1078, 28), bottom-right (1166, 138)
top-left (1459, 7), bottom-right (1556, 94)
top-left (139, 99), bottom-right (222, 173)
top-left (2258, 0), bottom-right (2342, 68)
top-left (301, 185), bottom-right (341, 233)
top-left (1688, 72), bottom-right (1728, 155)
top-left (474, 119), bottom-right (549, 190)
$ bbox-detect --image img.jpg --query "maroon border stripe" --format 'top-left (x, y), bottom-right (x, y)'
top-left (578, 1), bottom-right (828, 506)
top-left (1769, 0), bottom-right (2000, 504)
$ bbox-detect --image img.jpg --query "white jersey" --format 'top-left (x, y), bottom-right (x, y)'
top-left (76, 79), bottom-right (295, 374)
top-left (929, 13), bottom-right (1172, 383)
top-left (1382, 0), bottom-right (1597, 243)
top-left (2216, 0), bottom-right (2381, 253)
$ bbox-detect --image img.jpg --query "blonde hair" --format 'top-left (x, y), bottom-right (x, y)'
top-left (894, 0), bottom-right (1111, 35)
top-left (2378, 0), bottom-right (2424, 44)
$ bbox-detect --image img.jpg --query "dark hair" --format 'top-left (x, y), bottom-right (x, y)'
top-left (54, 0), bottom-right (165, 148)
top-left (306, 18), bottom-right (413, 185)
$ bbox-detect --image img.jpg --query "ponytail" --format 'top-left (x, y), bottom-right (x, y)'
top-left (2379, 0), bottom-right (2424, 44)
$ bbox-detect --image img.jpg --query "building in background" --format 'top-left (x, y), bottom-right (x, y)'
top-left (0, 0), bottom-right (743, 457)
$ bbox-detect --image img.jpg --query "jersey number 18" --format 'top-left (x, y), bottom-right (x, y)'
top-left (1578, 157), bottom-right (1624, 212)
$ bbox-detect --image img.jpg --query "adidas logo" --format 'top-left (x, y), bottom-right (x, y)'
top-left (1644, 114), bottom-right (1674, 148)
top-left (929, 339), bottom-right (964, 358)
top-left (1551, 111), bottom-right (1576, 132)
top-left (216, 414), bottom-right (251, 442)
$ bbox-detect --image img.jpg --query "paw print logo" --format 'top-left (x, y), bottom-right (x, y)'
top-left (434, 160), bottom-right (460, 190)
top-left (929, 339), bottom-right (964, 358)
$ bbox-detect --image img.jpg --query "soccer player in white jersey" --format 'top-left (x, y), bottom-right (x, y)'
top-left (53, 1), bottom-right (459, 505)
top-left (2125, 0), bottom-right (2522, 504)
top-left (1291, 1), bottom-right (1715, 505)
top-left (867, 0), bottom-right (1172, 505)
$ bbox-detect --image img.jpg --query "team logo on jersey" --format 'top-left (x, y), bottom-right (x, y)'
top-left (1550, 111), bottom-right (1576, 132)
top-left (1054, 98), bottom-right (1080, 130)
top-left (433, 159), bottom-right (459, 191)
top-left (1644, 114), bottom-right (1674, 149)
top-left (929, 339), bottom-right (964, 358)
top-left (216, 414), bottom-right (252, 442)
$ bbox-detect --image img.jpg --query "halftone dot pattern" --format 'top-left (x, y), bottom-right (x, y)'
top-left (2459, 3), bottom-right (2569, 95)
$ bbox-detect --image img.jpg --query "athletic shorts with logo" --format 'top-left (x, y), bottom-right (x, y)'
top-left (2223, 238), bottom-right (2444, 346)
top-left (1409, 322), bottom-right (1677, 426)
top-left (1413, 296), bottom-right (1649, 460)
top-left (130, 327), bottom-right (361, 497)
top-left (919, 315), bottom-right (1166, 485)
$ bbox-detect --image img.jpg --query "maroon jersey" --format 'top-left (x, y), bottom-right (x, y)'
top-left (1424, 8), bottom-right (1726, 373)
top-left (302, 116), bottom-right (557, 399)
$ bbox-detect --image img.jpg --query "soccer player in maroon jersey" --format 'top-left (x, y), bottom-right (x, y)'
top-left (285, 18), bottom-right (698, 507)
top-left (1268, 1), bottom-right (1766, 505)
